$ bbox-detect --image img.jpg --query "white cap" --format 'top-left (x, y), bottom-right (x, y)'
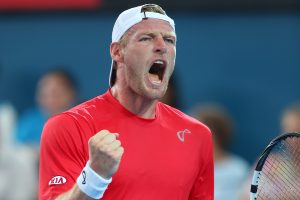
top-left (112, 4), bottom-right (175, 42)
top-left (109, 4), bottom-right (175, 86)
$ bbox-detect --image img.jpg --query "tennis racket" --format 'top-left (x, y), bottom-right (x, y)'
top-left (250, 132), bottom-right (300, 200)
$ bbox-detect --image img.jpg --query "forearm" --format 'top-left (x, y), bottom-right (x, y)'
top-left (55, 160), bottom-right (112, 200)
top-left (40, 129), bottom-right (121, 200)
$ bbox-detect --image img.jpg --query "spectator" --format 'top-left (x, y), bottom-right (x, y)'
top-left (0, 66), bottom-right (37, 200)
top-left (238, 102), bottom-right (300, 200)
top-left (0, 136), bottom-right (38, 200)
top-left (280, 102), bottom-right (300, 133)
top-left (15, 68), bottom-right (77, 149)
top-left (191, 103), bottom-right (250, 200)
top-left (0, 102), bottom-right (17, 149)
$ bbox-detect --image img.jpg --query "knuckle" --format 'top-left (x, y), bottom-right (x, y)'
top-left (107, 134), bottom-right (117, 142)
top-left (119, 147), bottom-right (124, 153)
top-left (110, 133), bottom-right (117, 140)
top-left (88, 137), bottom-right (96, 146)
top-left (96, 129), bottom-right (110, 138)
top-left (100, 129), bottom-right (109, 134)
top-left (113, 133), bottom-right (119, 138)
top-left (115, 140), bottom-right (121, 146)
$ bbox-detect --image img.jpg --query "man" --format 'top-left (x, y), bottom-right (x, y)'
top-left (39, 4), bottom-right (214, 200)
top-left (16, 68), bottom-right (77, 148)
top-left (191, 103), bottom-right (249, 200)
top-left (281, 102), bottom-right (300, 133)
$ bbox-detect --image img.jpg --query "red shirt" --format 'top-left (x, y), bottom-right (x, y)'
top-left (39, 90), bottom-right (214, 200)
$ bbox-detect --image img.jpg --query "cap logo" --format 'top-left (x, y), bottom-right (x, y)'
top-left (142, 11), bottom-right (147, 19)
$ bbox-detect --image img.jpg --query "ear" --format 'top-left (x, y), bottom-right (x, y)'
top-left (110, 42), bottom-right (124, 63)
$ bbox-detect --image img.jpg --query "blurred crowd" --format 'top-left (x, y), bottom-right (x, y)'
top-left (1, 68), bottom-right (300, 199)
top-left (0, 67), bottom-right (77, 200)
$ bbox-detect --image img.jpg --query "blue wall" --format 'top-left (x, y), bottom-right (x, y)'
top-left (1, 10), bottom-right (300, 163)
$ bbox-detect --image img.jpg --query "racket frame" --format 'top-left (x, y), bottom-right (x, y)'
top-left (249, 132), bottom-right (300, 200)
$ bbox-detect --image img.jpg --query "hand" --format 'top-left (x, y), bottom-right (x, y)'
top-left (88, 130), bottom-right (124, 179)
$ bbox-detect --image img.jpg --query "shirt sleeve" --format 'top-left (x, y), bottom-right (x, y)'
top-left (39, 113), bottom-right (89, 200)
top-left (189, 130), bottom-right (214, 200)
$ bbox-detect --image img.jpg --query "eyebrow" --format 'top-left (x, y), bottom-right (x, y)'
top-left (139, 31), bottom-right (176, 38)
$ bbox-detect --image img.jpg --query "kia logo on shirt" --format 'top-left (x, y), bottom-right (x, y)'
top-left (48, 176), bottom-right (67, 185)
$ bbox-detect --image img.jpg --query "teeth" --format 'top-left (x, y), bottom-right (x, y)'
top-left (154, 60), bottom-right (164, 65)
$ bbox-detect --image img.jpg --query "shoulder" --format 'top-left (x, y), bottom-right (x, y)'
top-left (158, 102), bottom-right (211, 135)
top-left (41, 112), bottom-right (90, 161)
top-left (65, 93), bottom-right (113, 121)
top-left (41, 94), bottom-right (110, 143)
top-left (42, 113), bottom-right (78, 142)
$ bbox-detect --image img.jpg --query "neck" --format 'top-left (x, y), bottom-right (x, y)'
top-left (110, 85), bottom-right (158, 119)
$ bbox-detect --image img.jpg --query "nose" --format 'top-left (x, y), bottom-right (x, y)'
top-left (153, 37), bottom-right (167, 54)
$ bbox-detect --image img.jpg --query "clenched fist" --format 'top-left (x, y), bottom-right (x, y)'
top-left (88, 130), bottom-right (124, 179)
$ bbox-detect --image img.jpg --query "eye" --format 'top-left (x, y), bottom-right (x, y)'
top-left (165, 38), bottom-right (175, 45)
top-left (139, 36), bottom-right (152, 42)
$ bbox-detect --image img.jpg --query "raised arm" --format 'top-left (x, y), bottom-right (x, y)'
top-left (55, 130), bottom-right (124, 200)
top-left (39, 114), bottom-right (123, 200)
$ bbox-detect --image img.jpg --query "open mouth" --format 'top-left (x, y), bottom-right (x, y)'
top-left (148, 60), bottom-right (166, 84)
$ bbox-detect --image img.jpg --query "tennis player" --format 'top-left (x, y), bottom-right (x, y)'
top-left (39, 4), bottom-right (214, 200)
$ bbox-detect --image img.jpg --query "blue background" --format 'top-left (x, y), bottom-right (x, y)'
top-left (1, 10), bottom-right (300, 163)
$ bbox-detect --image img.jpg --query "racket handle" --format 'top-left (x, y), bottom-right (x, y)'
top-left (249, 170), bottom-right (261, 200)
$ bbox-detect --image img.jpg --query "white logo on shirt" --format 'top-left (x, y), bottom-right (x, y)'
top-left (177, 129), bottom-right (191, 142)
top-left (48, 176), bottom-right (67, 185)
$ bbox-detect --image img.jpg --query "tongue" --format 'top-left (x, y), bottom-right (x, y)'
top-left (149, 73), bottom-right (161, 84)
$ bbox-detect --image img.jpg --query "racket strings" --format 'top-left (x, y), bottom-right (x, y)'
top-left (260, 157), bottom-right (296, 200)
top-left (257, 137), bottom-right (300, 200)
top-left (264, 144), bottom-right (300, 199)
